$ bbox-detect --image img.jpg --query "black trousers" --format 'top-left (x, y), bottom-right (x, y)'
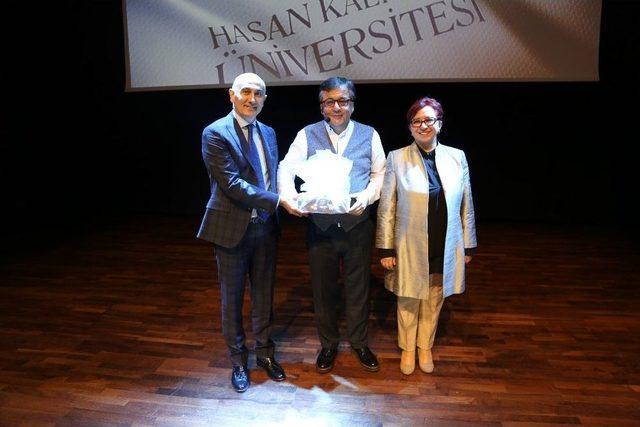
top-left (214, 218), bottom-right (277, 367)
top-left (307, 218), bottom-right (373, 349)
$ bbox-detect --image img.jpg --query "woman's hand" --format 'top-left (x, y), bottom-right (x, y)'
top-left (465, 255), bottom-right (472, 264)
top-left (380, 257), bottom-right (396, 270)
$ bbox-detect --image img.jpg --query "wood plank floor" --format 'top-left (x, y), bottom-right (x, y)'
top-left (1, 216), bottom-right (639, 426)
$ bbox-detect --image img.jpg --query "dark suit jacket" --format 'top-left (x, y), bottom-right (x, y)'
top-left (197, 111), bottom-right (280, 248)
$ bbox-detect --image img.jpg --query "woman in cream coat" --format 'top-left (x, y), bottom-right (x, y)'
top-left (376, 96), bottom-right (477, 375)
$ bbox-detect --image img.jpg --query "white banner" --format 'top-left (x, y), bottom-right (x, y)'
top-left (123, 0), bottom-right (602, 91)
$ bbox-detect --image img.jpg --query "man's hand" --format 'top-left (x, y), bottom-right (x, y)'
top-left (348, 195), bottom-right (368, 216)
top-left (280, 197), bottom-right (307, 217)
top-left (380, 257), bottom-right (396, 270)
top-left (464, 255), bottom-right (472, 264)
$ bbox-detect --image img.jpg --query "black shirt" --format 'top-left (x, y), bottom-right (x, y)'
top-left (420, 146), bottom-right (447, 274)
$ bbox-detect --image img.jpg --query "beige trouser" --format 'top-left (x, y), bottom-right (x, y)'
top-left (397, 274), bottom-right (444, 351)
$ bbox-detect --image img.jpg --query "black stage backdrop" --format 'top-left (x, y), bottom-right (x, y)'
top-left (2, 0), bottom-right (638, 248)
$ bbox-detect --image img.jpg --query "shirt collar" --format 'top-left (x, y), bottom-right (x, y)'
top-left (323, 119), bottom-right (353, 137)
top-left (232, 110), bottom-right (254, 128)
top-left (417, 142), bottom-right (438, 159)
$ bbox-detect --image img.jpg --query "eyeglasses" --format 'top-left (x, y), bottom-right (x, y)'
top-left (320, 98), bottom-right (352, 109)
top-left (409, 117), bottom-right (440, 128)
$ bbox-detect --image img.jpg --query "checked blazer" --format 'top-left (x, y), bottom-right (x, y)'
top-left (197, 111), bottom-right (280, 248)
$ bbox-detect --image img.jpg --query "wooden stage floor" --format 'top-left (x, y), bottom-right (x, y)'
top-left (1, 216), bottom-right (639, 426)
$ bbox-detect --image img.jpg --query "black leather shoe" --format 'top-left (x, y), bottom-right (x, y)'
top-left (231, 365), bottom-right (250, 392)
top-left (316, 348), bottom-right (338, 373)
top-left (352, 346), bottom-right (380, 372)
top-left (256, 356), bottom-right (286, 381)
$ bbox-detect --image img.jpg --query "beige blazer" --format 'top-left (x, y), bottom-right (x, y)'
top-left (376, 142), bottom-right (477, 299)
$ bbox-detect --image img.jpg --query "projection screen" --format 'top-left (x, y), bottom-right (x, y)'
top-left (123, 0), bottom-right (602, 91)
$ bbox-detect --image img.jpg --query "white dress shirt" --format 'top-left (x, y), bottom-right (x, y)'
top-left (278, 120), bottom-right (385, 205)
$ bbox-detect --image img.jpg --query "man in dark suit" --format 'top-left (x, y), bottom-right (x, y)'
top-left (197, 73), bottom-right (303, 392)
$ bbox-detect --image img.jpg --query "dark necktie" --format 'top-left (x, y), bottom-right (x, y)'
top-left (246, 123), bottom-right (266, 189)
top-left (246, 123), bottom-right (270, 222)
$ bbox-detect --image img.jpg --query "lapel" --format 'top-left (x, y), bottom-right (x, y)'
top-left (255, 121), bottom-right (277, 190)
top-left (434, 144), bottom-right (454, 194)
top-left (223, 111), bottom-right (244, 157)
top-left (407, 143), bottom-right (429, 193)
top-left (225, 112), bottom-right (262, 180)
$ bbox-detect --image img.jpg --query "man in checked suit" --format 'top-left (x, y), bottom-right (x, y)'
top-left (197, 73), bottom-right (304, 392)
